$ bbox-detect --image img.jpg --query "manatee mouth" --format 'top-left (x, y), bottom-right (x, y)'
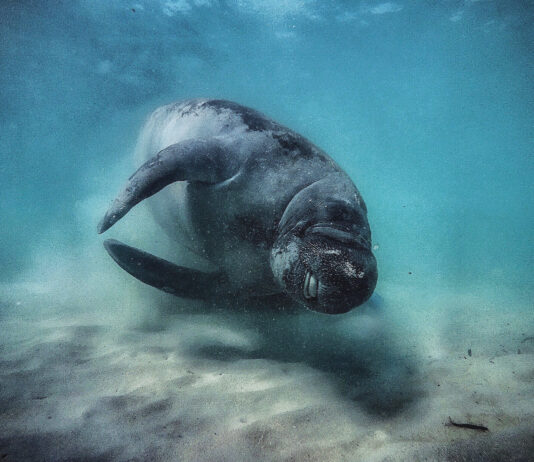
top-left (303, 271), bottom-right (319, 300)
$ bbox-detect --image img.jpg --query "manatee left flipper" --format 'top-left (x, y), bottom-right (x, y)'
top-left (98, 138), bottom-right (234, 234)
top-left (103, 239), bottom-right (228, 299)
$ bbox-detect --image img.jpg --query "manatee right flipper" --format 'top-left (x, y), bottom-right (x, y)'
top-left (103, 239), bottom-right (228, 300)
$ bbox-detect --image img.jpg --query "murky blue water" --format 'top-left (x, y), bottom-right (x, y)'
top-left (1, 1), bottom-right (533, 460)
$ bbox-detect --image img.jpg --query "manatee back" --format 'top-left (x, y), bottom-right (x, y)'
top-left (132, 99), bottom-right (252, 253)
top-left (134, 99), bottom-right (250, 163)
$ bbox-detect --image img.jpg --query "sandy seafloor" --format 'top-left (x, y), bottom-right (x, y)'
top-left (1, 236), bottom-right (533, 462)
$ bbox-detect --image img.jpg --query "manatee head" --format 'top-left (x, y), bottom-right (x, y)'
top-left (270, 221), bottom-right (378, 314)
top-left (270, 174), bottom-right (378, 314)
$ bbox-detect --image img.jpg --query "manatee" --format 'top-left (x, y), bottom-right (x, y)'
top-left (98, 99), bottom-right (377, 314)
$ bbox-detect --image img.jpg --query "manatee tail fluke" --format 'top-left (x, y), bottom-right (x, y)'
top-left (97, 139), bottom-right (228, 234)
top-left (103, 239), bottom-right (227, 299)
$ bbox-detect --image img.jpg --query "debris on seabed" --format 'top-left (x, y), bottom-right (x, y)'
top-left (447, 417), bottom-right (489, 432)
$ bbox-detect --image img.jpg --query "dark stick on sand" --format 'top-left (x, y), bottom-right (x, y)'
top-left (447, 417), bottom-right (489, 432)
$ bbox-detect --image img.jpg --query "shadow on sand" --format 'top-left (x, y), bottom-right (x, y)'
top-left (152, 293), bottom-right (424, 419)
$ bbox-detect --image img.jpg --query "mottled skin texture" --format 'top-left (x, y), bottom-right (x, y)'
top-left (99, 99), bottom-right (377, 314)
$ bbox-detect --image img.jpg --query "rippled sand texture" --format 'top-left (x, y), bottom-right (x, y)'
top-left (1, 283), bottom-right (533, 462)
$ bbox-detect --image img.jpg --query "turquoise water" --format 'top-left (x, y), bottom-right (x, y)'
top-left (2, 1), bottom-right (532, 291)
top-left (1, 1), bottom-right (533, 460)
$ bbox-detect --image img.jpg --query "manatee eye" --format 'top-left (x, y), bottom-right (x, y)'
top-left (303, 270), bottom-right (318, 299)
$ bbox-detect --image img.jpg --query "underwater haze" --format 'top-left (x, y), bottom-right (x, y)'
top-left (1, 1), bottom-right (533, 461)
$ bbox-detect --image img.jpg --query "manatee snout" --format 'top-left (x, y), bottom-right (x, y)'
top-left (271, 232), bottom-right (377, 315)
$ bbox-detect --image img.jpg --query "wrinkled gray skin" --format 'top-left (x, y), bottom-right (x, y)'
top-left (98, 99), bottom-right (377, 314)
